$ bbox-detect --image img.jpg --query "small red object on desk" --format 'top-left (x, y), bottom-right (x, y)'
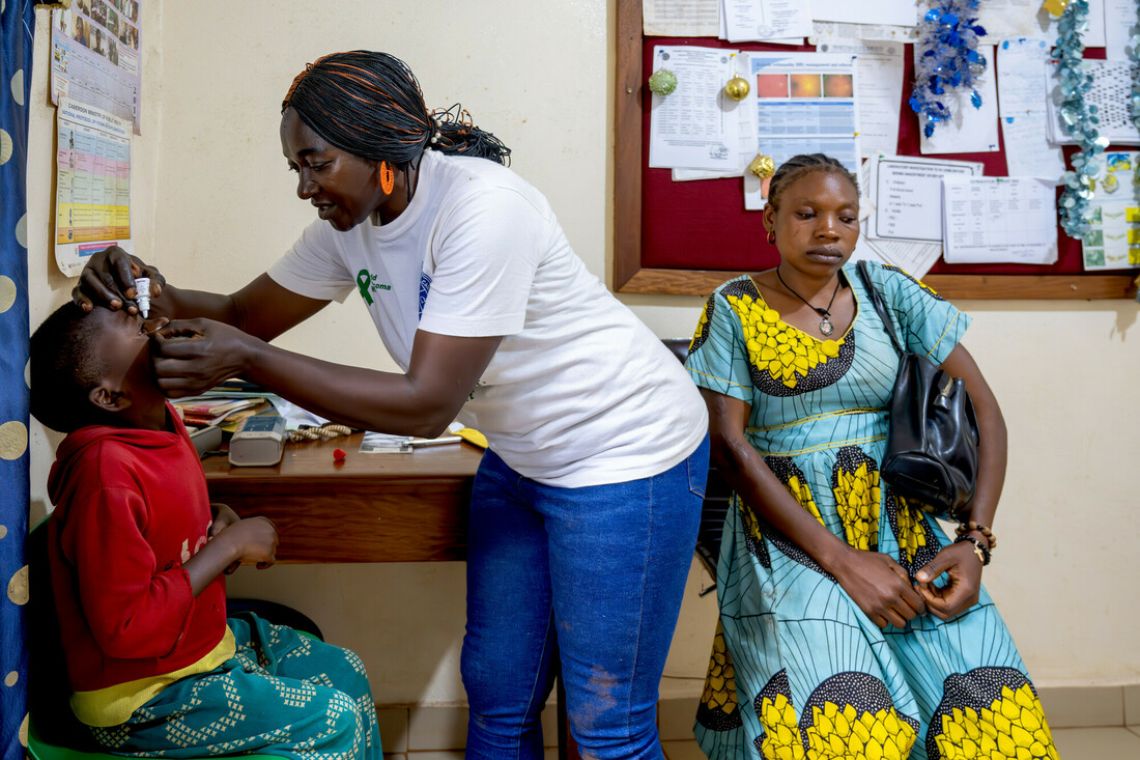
top-left (332, 448), bottom-right (347, 463)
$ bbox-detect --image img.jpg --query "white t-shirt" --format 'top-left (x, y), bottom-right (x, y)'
top-left (269, 149), bottom-right (707, 487)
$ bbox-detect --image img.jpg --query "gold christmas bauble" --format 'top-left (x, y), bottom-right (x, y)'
top-left (748, 154), bottom-right (776, 180)
top-left (723, 75), bottom-right (750, 101)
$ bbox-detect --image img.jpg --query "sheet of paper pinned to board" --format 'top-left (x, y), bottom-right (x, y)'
top-left (742, 51), bottom-right (861, 210)
top-left (810, 0), bottom-right (917, 27)
top-left (1104, 0), bottom-right (1136, 60)
top-left (941, 176), bottom-right (1059, 265)
top-left (977, 0), bottom-right (1054, 39)
top-left (919, 45), bottom-right (1000, 154)
top-left (868, 154), bottom-right (984, 244)
top-left (1083, 152), bottom-right (1140, 270)
top-left (643, 0), bottom-right (720, 36)
top-left (649, 46), bottom-right (742, 171)
top-left (722, 0), bottom-right (812, 42)
top-left (813, 36), bottom-right (905, 158)
top-left (1046, 59), bottom-right (1140, 146)
top-left (996, 37), bottom-right (1065, 181)
top-left (855, 156), bottom-right (943, 278)
top-left (672, 52), bottom-right (758, 181)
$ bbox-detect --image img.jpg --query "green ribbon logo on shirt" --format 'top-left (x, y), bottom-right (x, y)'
top-left (356, 269), bottom-right (392, 305)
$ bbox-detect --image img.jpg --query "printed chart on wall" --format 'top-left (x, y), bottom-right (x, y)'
top-left (50, 0), bottom-right (143, 133)
top-left (55, 98), bottom-right (132, 277)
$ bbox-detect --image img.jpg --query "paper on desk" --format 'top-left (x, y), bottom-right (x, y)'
top-left (978, 0), bottom-right (1053, 38)
top-left (919, 46), bottom-right (1000, 154)
top-left (997, 37), bottom-right (1065, 180)
top-left (742, 52), bottom-right (862, 210)
top-left (1083, 152), bottom-right (1140, 270)
top-left (814, 37), bottom-right (904, 157)
top-left (649, 46), bottom-right (742, 171)
top-left (1105, 0), bottom-right (1135, 60)
top-left (722, 0), bottom-right (812, 41)
top-left (810, 0), bottom-right (917, 27)
top-left (643, 0), bottom-right (720, 36)
top-left (869, 154), bottom-right (984, 244)
top-left (942, 175), bottom-right (1058, 264)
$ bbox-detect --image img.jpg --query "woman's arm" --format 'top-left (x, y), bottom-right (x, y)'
top-left (703, 389), bottom-right (926, 629)
top-left (914, 343), bottom-right (1007, 618)
top-left (154, 319), bottom-right (501, 438)
top-left (73, 246), bottom-right (329, 341)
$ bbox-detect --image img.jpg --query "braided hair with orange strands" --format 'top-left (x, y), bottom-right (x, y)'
top-left (282, 50), bottom-right (511, 170)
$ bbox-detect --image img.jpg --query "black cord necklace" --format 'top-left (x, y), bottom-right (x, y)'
top-left (775, 266), bottom-right (843, 337)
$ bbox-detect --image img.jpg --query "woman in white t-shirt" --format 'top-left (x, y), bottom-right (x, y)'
top-left (76, 51), bottom-right (709, 759)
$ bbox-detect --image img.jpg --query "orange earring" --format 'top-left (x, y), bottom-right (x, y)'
top-left (379, 161), bottom-right (395, 195)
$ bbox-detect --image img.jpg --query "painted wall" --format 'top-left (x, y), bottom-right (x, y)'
top-left (24, 1), bottom-right (1138, 708)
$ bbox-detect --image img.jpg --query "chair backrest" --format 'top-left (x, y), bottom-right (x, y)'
top-left (661, 339), bottom-right (730, 581)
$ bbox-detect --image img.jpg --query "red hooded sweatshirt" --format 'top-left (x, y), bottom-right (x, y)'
top-left (46, 406), bottom-right (227, 692)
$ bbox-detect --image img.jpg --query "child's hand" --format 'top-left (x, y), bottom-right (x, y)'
top-left (915, 542), bottom-right (983, 620)
top-left (209, 503), bottom-right (241, 537)
top-left (227, 516), bottom-right (279, 570)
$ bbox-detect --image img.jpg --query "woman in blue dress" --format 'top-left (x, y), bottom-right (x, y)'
top-left (685, 154), bottom-right (1058, 760)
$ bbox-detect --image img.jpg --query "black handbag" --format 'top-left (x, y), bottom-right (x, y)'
top-left (856, 261), bottom-right (979, 521)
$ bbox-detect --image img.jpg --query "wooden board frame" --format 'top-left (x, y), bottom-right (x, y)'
top-left (612, 0), bottom-right (1138, 300)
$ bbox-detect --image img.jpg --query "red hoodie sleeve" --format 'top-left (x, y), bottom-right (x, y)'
top-left (59, 485), bottom-right (196, 659)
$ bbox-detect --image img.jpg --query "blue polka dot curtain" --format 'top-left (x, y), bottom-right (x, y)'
top-left (0, 1), bottom-right (34, 757)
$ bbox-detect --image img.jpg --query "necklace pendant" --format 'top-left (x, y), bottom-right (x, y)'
top-left (819, 316), bottom-right (835, 336)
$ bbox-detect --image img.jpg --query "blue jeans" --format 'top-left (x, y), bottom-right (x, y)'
top-left (461, 437), bottom-right (710, 760)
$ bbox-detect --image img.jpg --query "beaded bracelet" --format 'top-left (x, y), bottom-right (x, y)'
top-left (954, 534), bottom-right (992, 566)
top-left (955, 520), bottom-right (997, 550)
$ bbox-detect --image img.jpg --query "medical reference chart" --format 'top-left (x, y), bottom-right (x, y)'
top-left (1082, 152), bottom-right (1140, 270)
top-left (55, 98), bottom-right (132, 277)
top-left (51, 0), bottom-right (143, 133)
top-left (941, 176), bottom-right (1058, 265)
top-left (744, 52), bottom-right (860, 209)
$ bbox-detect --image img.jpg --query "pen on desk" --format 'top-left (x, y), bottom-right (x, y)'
top-left (407, 435), bottom-right (462, 448)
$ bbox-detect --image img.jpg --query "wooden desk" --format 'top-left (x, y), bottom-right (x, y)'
top-left (202, 434), bottom-right (484, 563)
top-left (204, 434), bottom-right (579, 757)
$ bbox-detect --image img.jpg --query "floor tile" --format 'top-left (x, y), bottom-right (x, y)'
top-left (1126, 684), bottom-right (1140, 726)
top-left (407, 705), bottom-right (467, 750)
top-left (658, 697), bottom-right (699, 741)
top-left (405, 752), bottom-right (465, 760)
top-left (377, 706), bottom-right (409, 753)
top-left (662, 739), bottom-right (706, 760)
top-left (1051, 727), bottom-right (1140, 759)
top-left (1039, 685), bottom-right (1123, 728)
top-left (383, 755), bottom-right (406, 760)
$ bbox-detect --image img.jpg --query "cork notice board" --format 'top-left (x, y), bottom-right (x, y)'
top-left (613, 0), bottom-right (1139, 299)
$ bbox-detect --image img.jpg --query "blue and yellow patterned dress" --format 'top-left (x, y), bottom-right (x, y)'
top-left (685, 263), bottom-right (1057, 760)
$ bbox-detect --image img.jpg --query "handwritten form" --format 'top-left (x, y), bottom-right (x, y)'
top-left (649, 46), bottom-right (739, 171)
top-left (997, 37), bottom-right (1065, 180)
top-left (869, 154), bottom-right (984, 243)
top-left (942, 176), bottom-right (1058, 264)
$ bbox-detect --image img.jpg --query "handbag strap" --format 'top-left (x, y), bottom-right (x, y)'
top-left (855, 260), bottom-right (905, 357)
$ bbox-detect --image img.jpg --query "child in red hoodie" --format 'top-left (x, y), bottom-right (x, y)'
top-left (30, 302), bottom-right (381, 758)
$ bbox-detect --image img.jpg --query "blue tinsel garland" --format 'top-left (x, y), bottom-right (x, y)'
top-left (1053, 0), bottom-right (1108, 240)
top-left (909, 0), bottom-right (988, 138)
